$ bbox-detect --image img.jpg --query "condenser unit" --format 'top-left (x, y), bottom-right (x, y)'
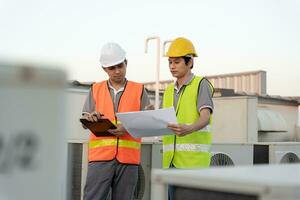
top-left (139, 142), bottom-right (163, 200)
top-left (68, 141), bottom-right (150, 200)
top-left (253, 142), bottom-right (300, 164)
top-left (0, 65), bottom-right (67, 200)
top-left (68, 142), bottom-right (160, 200)
top-left (67, 141), bottom-right (89, 200)
top-left (65, 87), bottom-right (90, 200)
top-left (151, 164), bottom-right (300, 200)
top-left (68, 142), bottom-right (154, 200)
top-left (210, 143), bottom-right (254, 167)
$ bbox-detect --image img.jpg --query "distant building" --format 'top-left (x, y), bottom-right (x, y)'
top-left (144, 70), bottom-right (267, 95)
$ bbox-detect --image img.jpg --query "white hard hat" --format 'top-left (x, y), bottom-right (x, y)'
top-left (99, 42), bottom-right (126, 68)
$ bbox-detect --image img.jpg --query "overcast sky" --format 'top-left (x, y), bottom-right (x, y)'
top-left (1, 0), bottom-right (299, 96)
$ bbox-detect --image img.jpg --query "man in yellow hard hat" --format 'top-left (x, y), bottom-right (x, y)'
top-left (162, 37), bottom-right (214, 199)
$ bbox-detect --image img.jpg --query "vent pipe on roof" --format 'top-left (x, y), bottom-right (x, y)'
top-left (145, 36), bottom-right (161, 109)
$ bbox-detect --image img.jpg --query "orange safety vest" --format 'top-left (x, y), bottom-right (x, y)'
top-left (88, 80), bottom-right (143, 164)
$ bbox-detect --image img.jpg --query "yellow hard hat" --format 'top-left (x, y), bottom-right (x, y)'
top-left (166, 37), bottom-right (198, 57)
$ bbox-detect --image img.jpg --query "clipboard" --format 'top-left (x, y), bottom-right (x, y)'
top-left (80, 118), bottom-right (117, 136)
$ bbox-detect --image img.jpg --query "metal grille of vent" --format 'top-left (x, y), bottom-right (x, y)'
top-left (68, 143), bottom-right (83, 200)
top-left (280, 152), bottom-right (300, 164)
top-left (210, 153), bottom-right (235, 166)
top-left (175, 186), bottom-right (258, 200)
top-left (134, 165), bottom-right (145, 200)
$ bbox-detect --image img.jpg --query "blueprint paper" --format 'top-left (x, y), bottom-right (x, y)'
top-left (116, 108), bottom-right (177, 138)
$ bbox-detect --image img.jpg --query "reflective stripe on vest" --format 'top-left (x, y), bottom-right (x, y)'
top-left (118, 140), bottom-right (141, 149)
top-left (90, 139), bottom-right (140, 149)
top-left (88, 80), bottom-right (143, 164)
top-left (162, 76), bottom-right (214, 168)
top-left (89, 139), bottom-right (117, 148)
top-left (163, 144), bottom-right (211, 153)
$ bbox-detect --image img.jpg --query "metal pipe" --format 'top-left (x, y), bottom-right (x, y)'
top-left (162, 40), bottom-right (173, 57)
top-left (145, 36), bottom-right (161, 109)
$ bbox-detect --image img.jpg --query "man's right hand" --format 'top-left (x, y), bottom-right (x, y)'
top-left (82, 111), bottom-right (103, 122)
top-left (144, 104), bottom-right (155, 110)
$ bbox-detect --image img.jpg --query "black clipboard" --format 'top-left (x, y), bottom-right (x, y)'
top-left (80, 118), bottom-right (117, 136)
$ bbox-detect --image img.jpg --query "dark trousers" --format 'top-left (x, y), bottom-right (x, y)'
top-left (168, 164), bottom-right (176, 200)
top-left (168, 185), bottom-right (176, 200)
top-left (84, 159), bottom-right (138, 200)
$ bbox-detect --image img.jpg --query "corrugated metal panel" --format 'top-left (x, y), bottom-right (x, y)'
top-left (207, 70), bottom-right (266, 95)
top-left (143, 70), bottom-right (267, 95)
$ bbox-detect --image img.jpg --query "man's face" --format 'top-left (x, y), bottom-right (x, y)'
top-left (103, 61), bottom-right (127, 83)
top-left (168, 57), bottom-right (191, 79)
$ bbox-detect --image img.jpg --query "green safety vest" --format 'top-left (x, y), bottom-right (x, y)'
top-left (162, 76), bottom-right (213, 168)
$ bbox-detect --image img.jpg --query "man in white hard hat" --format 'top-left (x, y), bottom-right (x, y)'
top-left (81, 42), bottom-right (152, 200)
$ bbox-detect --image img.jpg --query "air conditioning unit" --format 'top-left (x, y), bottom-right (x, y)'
top-left (75, 142), bottom-right (162, 200)
top-left (65, 86), bottom-right (90, 200)
top-left (67, 141), bottom-right (89, 200)
top-left (140, 142), bottom-right (163, 200)
top-left (212, 96), bottom-right (258, 143)
top-left (0, 65), bottom-right (67, 200)
top-left (210, 143), bottom-right (253, 167)
top-left (68, 142), bottom-right (151, 200)
top-left (151, 164), bottom-right (300, 200)
top-left (253, 142), bottom-right (300, 164)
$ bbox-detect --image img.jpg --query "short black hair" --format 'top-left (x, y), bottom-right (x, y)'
top-left (183, 56), bottom-right (193, 69)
